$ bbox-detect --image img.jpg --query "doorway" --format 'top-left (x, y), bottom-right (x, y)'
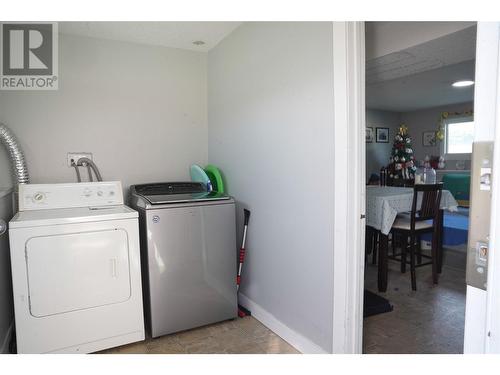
top-left (362, 22), bottom-right (476, 354)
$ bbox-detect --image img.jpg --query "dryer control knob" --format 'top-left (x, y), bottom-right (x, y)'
top-left (33, 192), bottom-right (45, 202)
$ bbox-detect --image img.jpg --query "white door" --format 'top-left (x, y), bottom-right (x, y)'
top-left (26, 229), bottom-right (131, 317)
top-left (464, 22), bottom-right (500, 353)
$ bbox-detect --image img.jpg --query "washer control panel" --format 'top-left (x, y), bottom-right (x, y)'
top-left (19, 181), bottom-right (124, 211)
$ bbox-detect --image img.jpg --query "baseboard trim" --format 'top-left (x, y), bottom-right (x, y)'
top-left (1, 321), bottom-right (13, 354)
top-left (238, 293), bottom-right (328, 354)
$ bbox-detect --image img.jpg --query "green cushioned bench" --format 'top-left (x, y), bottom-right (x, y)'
top-left (442, 173), bottom-right (471, 207)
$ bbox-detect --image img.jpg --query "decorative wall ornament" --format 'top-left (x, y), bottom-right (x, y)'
top-left (423, 131), bottom-right (437, 147)
top-left (366, 127), bottom-right (374, 143)
top-left (376, 127), bottom-right (389, 143)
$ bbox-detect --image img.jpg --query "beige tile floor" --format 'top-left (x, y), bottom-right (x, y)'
top-left (98, 316), bottom-right (300, 354)
top-left (363, 257), bottom-right (466, 354)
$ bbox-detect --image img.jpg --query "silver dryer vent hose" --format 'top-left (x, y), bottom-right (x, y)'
top-left (0, 123), bottom-right (30, 184)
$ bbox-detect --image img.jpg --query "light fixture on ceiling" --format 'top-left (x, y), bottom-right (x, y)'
top-left (192, 40), bottom-right (205, 46)
top-left (452, 80), bottom-right (474, 88)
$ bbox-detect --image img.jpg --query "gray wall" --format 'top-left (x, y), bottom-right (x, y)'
top-left (208, 22), bottom-right (334, 352)
top-left (366, 109), bottom-right (401, 179)
top-left (400, 101), bottom-right (474, 169)
top-left (0, 33), bottom-right (208, 191)
top-left (0, 190), bottom-right (13, 353)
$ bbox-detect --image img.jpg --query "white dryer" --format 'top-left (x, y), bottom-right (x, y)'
top-left (9, 181), bottom-right (144, 353)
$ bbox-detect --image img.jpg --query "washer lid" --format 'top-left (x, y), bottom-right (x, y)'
top-left (131, 182), bottom-right (230, 205)
top-left (9, 205), bottom-right (138, 229)
top-left (133, 182), bottom-right (206, 196)
top-left (144, 191), bottom-right (231, 205)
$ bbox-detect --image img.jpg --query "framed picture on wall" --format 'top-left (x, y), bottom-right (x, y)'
top-left (376, 127), bottom-right (389, 143)
top-left (422, 131), bottom-right (436, 147)
top-left (366, 127), bottom-right (374, 143)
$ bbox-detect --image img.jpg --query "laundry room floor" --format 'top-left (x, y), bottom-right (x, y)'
top-left (98, 316), bottom-right (300, 354)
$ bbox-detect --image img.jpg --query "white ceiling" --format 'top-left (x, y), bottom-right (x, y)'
top-left (367, 60), bottom-right (475, 112)
top-left (367, 26), bottom-right (476, 85)
top-left (365, 21), bottom-right (476, 60)
top-left (59, 22), bottom-right (242, 52)
top-left (366, 25), bottom-right (476, 112)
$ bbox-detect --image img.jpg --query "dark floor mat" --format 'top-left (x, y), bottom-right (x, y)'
top-left (363, 290), bottom-right (393, 317)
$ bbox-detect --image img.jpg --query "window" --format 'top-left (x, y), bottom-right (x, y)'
top-left (442, 116), bottom-right (474, 158)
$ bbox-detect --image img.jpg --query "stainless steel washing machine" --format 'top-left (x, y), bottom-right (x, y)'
top-left (129, 182), bottom-right (237, 338)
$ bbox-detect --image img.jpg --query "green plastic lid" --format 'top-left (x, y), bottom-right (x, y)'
top-left (204, 164), bottom-right (225, 194)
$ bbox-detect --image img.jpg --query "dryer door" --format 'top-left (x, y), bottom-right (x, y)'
top-left (25, 229), bottom-right (131, 317)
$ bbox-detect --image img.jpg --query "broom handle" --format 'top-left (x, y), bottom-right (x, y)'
top-left (236, 210), bottom-right (251, 291)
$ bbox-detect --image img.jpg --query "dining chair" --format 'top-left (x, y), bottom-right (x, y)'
top-left (365, 226), bottom-right (376, 263)
top-left (389, 183), bottom-right (443, 291)
top-left (367, 226), bottom-right (379, 264)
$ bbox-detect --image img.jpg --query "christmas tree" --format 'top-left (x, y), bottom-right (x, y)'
top-left (388, 124), bottom-right (416, 182)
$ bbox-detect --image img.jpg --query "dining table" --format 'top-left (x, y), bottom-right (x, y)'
top-left (365, 186), bottom-right (459, 292)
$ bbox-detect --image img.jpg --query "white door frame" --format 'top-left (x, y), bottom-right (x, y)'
top-left (484, 22), bottom-right (500, 354)
top-left (332, 21), bottom-right (366, 354)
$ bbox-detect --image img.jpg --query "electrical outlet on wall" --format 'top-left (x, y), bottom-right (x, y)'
top-left (67, 152), bottom-right (93, 167)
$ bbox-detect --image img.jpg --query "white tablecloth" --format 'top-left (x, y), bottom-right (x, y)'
top-left (365, 186), bottom-right (459, 235)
